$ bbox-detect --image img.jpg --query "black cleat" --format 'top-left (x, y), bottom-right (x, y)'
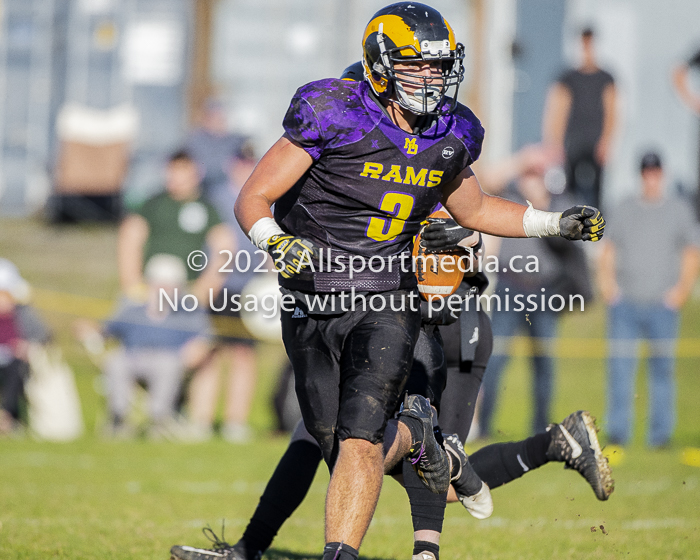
top-left (443, 433), bottom-right (493, 519)
top-left (546, 410), bottom-right (615, 501)
top-left (171, 528), bottom-right (259, 560)
top-left (399, 394), bottom-right (450, 494)
top-left (170, 544), bottom-right (240, 560)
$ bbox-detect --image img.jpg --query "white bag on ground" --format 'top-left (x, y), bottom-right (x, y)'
top-left (25, 344), bottom-right (84, 440)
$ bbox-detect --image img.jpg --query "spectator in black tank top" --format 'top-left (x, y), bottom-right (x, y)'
top-left (543, 27), bottom-right (618, 209)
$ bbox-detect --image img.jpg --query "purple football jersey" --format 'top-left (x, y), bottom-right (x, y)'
top-left (275, 78), bottom-right (484, 293)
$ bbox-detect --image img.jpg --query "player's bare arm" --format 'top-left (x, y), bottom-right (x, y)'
top-left (117, 213), bottom-right (149, 296)
top-left (442, 166), bottom-right (607, 242)
top-left (442, 166), bottom-right (528, 237)
top-left (234, 137), bottom-right (317, 278)
top-left (234, 136), bottom-right (313, 233)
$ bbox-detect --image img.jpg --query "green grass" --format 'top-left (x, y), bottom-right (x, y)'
top-left (1, 218), bottom-right (699, 559)
top-left (1, 438), bottom-right (697, 560)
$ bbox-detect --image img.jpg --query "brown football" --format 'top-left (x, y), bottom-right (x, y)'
top-left (412, 209), bottom-right (467, 301)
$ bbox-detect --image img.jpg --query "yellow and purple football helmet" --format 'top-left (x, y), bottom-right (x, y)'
top-left (362, 2), bottom-right (465, 115)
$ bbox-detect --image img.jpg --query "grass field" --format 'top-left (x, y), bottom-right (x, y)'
top-left (1, 218), bottom-right (699, 559)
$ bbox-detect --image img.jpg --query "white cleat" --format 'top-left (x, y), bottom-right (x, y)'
top-left (412, 551), bottom-right (437, 560)
top-left (458, 481), bottom-right (493, 520)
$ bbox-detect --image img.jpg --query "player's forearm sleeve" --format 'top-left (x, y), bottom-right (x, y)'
top-left (248, 217), bottom-right (285, 251)
top-left (522, 201), bottom-right (561, 238)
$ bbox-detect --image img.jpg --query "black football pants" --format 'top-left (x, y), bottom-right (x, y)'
top-left (281, 292), bottom-right (421, 467)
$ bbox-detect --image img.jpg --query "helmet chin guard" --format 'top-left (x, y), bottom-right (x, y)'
top-left (394, 79), bottom-right (442, 113)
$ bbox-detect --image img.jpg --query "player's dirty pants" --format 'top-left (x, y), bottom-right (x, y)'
top-left (403, 324), bottom-right (448, 411)
top-left (281, 294), bottom-right (421, 468)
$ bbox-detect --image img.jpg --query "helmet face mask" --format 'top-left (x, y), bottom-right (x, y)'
top-left (362, 3), bottom-right (465, 115)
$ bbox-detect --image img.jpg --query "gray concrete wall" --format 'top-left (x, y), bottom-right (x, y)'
top-left (211, 0), bottom-right (471, 153)
top-left (511, 0), bottom-right (566, 150)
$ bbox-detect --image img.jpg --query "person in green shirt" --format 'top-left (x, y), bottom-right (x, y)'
top-left (118, 150), bottom-right (232, 302)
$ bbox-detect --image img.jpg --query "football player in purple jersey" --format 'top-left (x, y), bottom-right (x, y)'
top-left (230, 4), bottom-right (605, 560)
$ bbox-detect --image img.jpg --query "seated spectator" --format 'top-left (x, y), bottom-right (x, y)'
top-left (0, 259), bottom-right (51, 436)
top-left (79, 255), bottom-right (212, 439)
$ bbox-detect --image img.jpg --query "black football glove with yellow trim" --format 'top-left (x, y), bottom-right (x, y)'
top-left (421, 218), bottom-right (482, 253)
top-left (559, 206), bottom-right (605, 242)
top-left (267, 234), bottom-right (319, 278)
top-left (420, 299), bottom-right (460, 325)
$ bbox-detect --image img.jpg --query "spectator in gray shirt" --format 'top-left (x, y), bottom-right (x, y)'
top-left (598, 152), bottom-right (700, 448)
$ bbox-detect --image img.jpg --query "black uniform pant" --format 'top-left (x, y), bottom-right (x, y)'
top-left (400, 308), bottom-right (494, 440)
top-left (438, 309), bottom-right (493, 440)
top-left (281, 291), bottom-right (421, 467)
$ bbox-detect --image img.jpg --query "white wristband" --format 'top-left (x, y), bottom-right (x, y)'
top-left (522, 201), bottom-right (561, 238)
top-left (248, 217), bottom-right (285, 251)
